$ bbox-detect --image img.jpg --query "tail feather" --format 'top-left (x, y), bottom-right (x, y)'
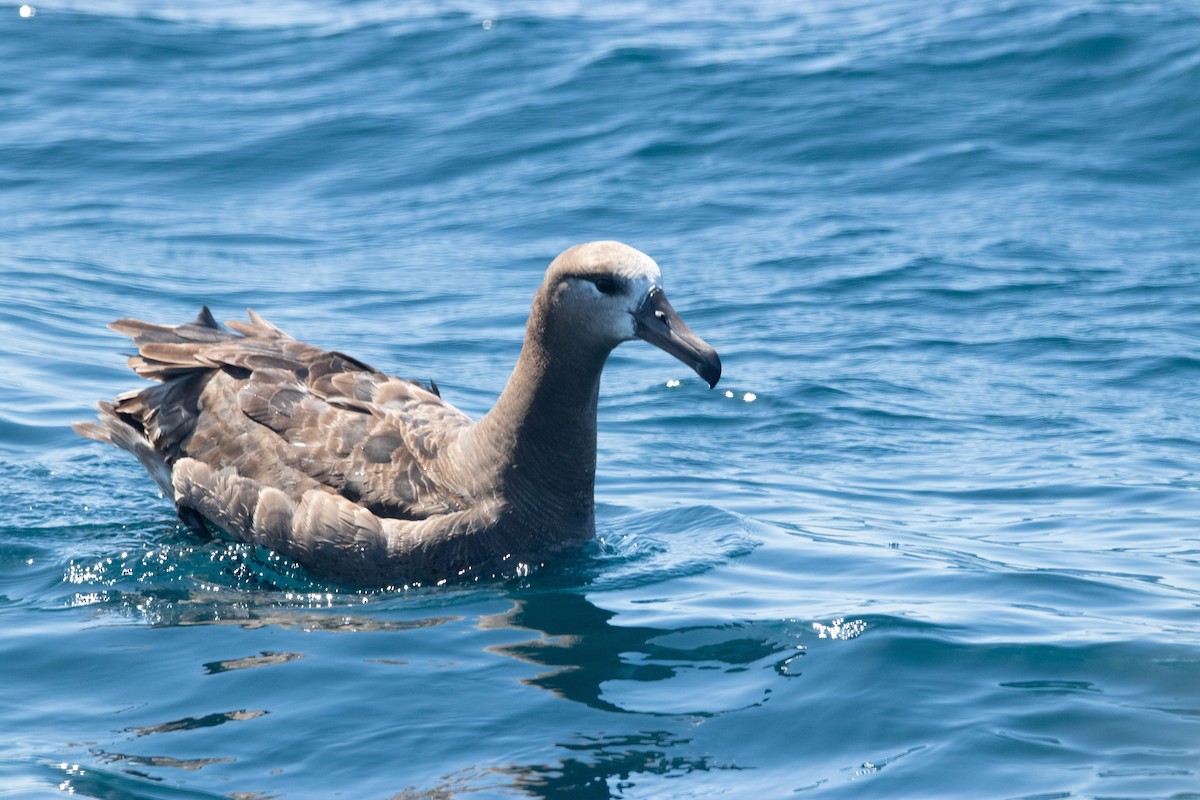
top-left (74, 401), bottom-right (174, 498)
top-left (80, 306), bottom-right (302, 460)
top-left (225, 308), bottom-right (290, 339)
top-left (112, 306), bottom-right (238, 382)
top-left (110, 305), bottom-right (228, 344)
top-left (118, 371), bottom-right (210, 460)
top-left (77, 306), bottom-right (241, 480)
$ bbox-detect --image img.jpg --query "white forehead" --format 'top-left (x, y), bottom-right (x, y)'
top-left (547, 240), bottom-right (663, 285)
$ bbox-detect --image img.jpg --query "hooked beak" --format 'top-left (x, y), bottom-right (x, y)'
top-left (633, 288), bottom-right (722, 388)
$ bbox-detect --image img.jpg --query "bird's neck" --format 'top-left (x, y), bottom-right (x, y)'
top-left (469, 293), bottom-right (612, 540)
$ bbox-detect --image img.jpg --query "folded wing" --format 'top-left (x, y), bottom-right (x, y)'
top-left (77, 307), bottom-right (474, 528)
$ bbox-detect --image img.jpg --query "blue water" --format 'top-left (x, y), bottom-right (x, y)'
top-left (2, 0), bottom-right (1199, 796)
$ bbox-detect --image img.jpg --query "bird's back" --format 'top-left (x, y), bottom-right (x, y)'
top-left (75, 307), bottom-right (498, 585)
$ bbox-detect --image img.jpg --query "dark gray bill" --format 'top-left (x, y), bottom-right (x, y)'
top-left (633, 288), bottom-right (721, 388)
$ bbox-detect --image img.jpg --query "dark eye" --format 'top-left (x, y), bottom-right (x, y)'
top-left (592, 276), bottom-right (619, 295)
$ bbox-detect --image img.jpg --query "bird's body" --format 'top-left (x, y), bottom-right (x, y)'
top-left (76, 242), bottom-right (721, 586)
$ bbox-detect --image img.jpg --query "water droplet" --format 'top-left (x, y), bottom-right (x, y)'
top-left (666, 378), bottom-right (681, 388)
top-left (481, 19), bottom-right (493, 29)
top-left (743, 392), bottom-right (756, 402)
top-left (724, 390), bottom-right (734, 398)
top-left (19, 5), bottom-right (35, 18)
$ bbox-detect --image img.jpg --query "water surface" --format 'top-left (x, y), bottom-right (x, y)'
top-left (2, 1), bottom-right (1199, 797)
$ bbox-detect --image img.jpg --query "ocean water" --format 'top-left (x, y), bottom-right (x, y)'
top-left (2, 0), bottom-right (1199, 796)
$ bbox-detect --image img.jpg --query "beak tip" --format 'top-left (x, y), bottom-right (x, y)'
top-left (698, 354), bottom-right (721, 389)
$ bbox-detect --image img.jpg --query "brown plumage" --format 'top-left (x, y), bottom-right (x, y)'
top-left (75, 241), bottom-right (721, 586)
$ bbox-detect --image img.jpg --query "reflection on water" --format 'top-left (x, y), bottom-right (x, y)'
top-left (479, 586), bottom-right (802, 797)
top-left (510, 730), bottom-right (745, 800)
top-left (94, 751), bottom-right (234, 772)
top-left (32, 518), bottom-right (858, 797)
top-left (52, 577), bottom-right (812, 798)
top-left (75, 583), bottom-right (461, 632)
top-left (487, 589), bottom-right (789, 717)
top-left (125, 709), bottom-right (267, 737)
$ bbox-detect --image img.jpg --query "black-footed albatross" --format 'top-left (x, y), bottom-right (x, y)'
top-left (75, 241), bottom-right (721, 587)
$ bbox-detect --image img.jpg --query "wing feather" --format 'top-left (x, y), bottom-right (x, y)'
top-left (100, 307), bottom-right (474, 532)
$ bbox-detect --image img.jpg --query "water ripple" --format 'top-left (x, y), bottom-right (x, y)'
top-left (4, 0), bottom-right (1200, 796)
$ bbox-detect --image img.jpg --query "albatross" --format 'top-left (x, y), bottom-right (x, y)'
top-left (75, 241), bottom-right (721, 586)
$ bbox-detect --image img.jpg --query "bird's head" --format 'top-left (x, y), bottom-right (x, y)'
top-left (541, 241), bottom-right (721, 388)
